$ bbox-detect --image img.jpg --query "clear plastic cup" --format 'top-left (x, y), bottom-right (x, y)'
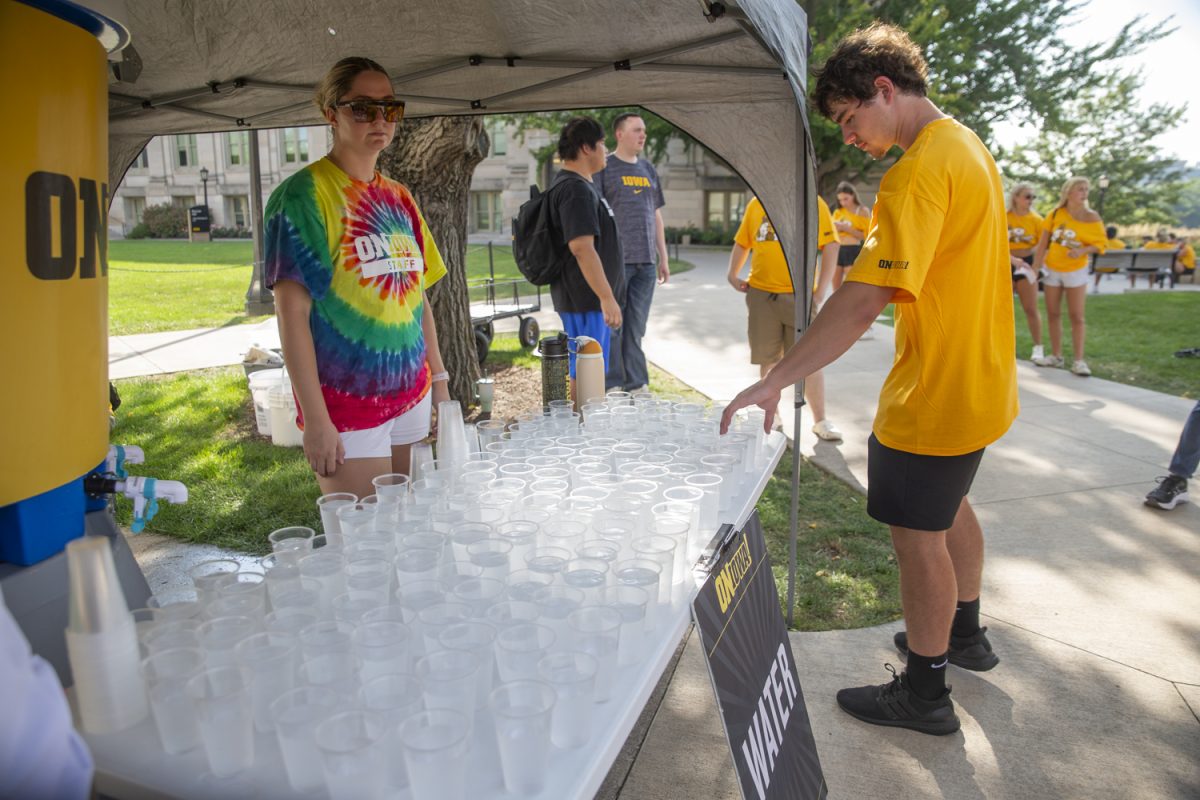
top-left (685, 472), bottom-right (722, 534)
top-left (400, 531), bottom-right (447, 559)
top-left (399, 708), bottom-right (471, 800)
top-left (146, 588), bottom-right (204, 623)
top-left (196, 614), bottom-right (256, 667)
top-left (396, 547), bottom-right (442, 587)
top-left (435, 560), bottom-right (484, 592)
top-left (215, 571), bottom-right (267, 606)
top-left (450, 576), bottom-right (507, 618)
top-left (538, 651), bottom-right (598, 749)
top-left (187, 558), bottom-right (240, 594)
top-left (270, 576), bottom-right (321, 613)
top-left (524, 545), bottom-right (571, 575)
top-left (261, 550), bottom-right (302, 604)
top-left (353, 620), bottom-right (413, 682)
top-left (562, 557), bottom-right (610, 602)
top-left (234, 631), bottom-right (299, 732)
top-left (271, 685), bottom-right (348, 793)
top-left (485, 599), bottom-right (540, 630)
top-left (141, 646), bottom-right (203, 754)
top-left (602, 584), bottom-right (650, 667)
top-left (299, 619), bottom-right (354, 661)
top-left (416, 601), bottom-right (473, 654)
top-left (395, 579), bottom-right (447, 633)
top-left (494, 622), bottom-right (555, 682)
top-left (360, 672), bottom-right (423, 792)
top-left (532, 585), bottom-right (585, 642)
top-left (300, 650), bottom-right (360, 693)
top-left (567, 605), bottom-right (622, 703)
top-left (466, 538), bottom-right (513, 581)
top-left (506, 568), bottom-right (555, 603)
top-left (332, 591), bottom-right (382, 625)
top-left (315, 709), bottom-right (388, 800)
top-left (372, 472), bottom-right (411, 499)
top-left (614, 558), bottom-right (663, 633)
top-left (186, 665), bottom-right (255, 778)
top-left (318, 491), bottom-right (358, 540)
top-left (298, 550), bottom-right (346, 614)
top-left (205, 590), bottom-right (266, 623)
top-left (438, 620), bottom-right (497, 708)
top-left (448, 521), bottom-right (493, 564)
top-left (142, 617), bottom-right (201, 655)
top-left (415, 649), bottom-right (481, 727)
top-left (268, 525), bottom-right (315, 553)
top-left (632, 535), bottom-right (677, 606)
top-left (544, 519), bottom-right (589, 553)
top-left (344, 559), bottom-right (393, 605)
top-left (490, 680), bottom-right (556, 794)
top-left (264, 606), bottom-right (319, 638)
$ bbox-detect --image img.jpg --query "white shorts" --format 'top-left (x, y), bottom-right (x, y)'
top-left (1042, 268), bottom-right (1089, 289)
top-left (338, 392), bottom-right (432, 460)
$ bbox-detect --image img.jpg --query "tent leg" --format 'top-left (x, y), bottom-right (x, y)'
top-left (787, 383), bottom-right (805, 627)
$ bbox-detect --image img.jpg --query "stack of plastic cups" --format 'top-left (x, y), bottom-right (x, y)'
top-left (64, 536), bottom-right (149, 734)
top-left (436, 400), bottom-right (469, 470)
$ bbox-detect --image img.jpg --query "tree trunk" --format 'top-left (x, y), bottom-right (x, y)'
top-left (378, 117), bottom-right (489, 407)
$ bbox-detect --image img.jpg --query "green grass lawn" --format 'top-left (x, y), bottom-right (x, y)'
top-left (110, 240), bottom-right (692, 336)
top-left (1014, 292), bottom-right (1198, 399)
top-left (874, 291), bottom-right (1196, 399)
top-left (115, 334), bottom-right (898, 630)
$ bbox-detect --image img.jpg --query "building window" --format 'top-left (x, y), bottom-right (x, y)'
top-left (705, 191), bottom-right (745, 231)
top-left (227, 132), bottom-right (250, 166)
top-left (283, 128), bottom-right (309, 163)
top-left (171, 195), bottom-right (196, 209)
top-left (470, 191), bottom-right (503, 233)
top-left (486, 119), bottom-right (507, 156)
top-left (174, 134), bottom-right (198, 167)
top-left (125, 197), bottom-right (146, 226)
top-left (228, 195), bottom-right (250, 229)
top-left (132, 149), bottom-right (149, 169)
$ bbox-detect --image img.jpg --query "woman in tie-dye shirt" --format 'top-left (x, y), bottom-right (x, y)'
top-left (266, 57), bottom-right (449, 498)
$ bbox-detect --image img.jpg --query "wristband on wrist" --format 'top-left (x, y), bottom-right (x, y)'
top-left (431, 371), bottom-right (449, 383)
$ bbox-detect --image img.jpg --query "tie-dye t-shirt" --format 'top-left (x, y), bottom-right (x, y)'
top-left (264, 157), bottom-right (446, 432)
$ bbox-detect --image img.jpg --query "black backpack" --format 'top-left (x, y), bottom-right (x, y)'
top-left (511, 175), bottom-right (582, 286)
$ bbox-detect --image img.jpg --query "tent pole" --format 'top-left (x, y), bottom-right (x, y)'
top-left (244, 128), bottom-right (273, 315)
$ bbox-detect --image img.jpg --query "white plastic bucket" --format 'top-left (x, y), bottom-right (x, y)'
top-left (248, 368), bottom-right (284, 436)
top-left (268, 385), bottom-right (304, 447)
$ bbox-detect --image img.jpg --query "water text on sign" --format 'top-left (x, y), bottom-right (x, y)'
top-left (739, 642), bottom-right (800, 800)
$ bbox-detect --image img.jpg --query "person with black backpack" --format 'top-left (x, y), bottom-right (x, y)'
top-left (534, 117), bottom-right (626, 399)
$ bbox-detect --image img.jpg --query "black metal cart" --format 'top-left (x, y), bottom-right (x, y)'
top-left (468, 277), bottom-right (542, 364)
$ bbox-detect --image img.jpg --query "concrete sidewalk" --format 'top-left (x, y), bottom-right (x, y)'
top-left (111, 247), bottom-right (1200, 798)
top-left (616, 248), bottom-right (1200, 799)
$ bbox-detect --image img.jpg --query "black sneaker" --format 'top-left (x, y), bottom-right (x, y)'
top-left (1145, 475), bottom-right (1189, 510)
top-left (836, 664), bottom-right (961, 736)
top-left (893, 627), bottom-right (1000, 672)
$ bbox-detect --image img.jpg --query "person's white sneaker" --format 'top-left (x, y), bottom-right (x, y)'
top-left (1030, 344), bottom-right (1044, 361)
top-left (1070, 360), bottom-right (1092, 376)
top-left (1032, 353), bottom-right (1064, 368)
top-left (812, 419), bottom-right (843, 442)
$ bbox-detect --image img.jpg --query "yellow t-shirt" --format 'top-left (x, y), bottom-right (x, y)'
top-left (1145, 241), bottom-right (1175, 251)
top-left (1180, 244), bottom-right (1195, 269)
top-left (832, 206), bottom-right (870, 246)
top-left (1107, 237), bottom-right (1127, 249)
top-left (733, 197), bottom-right (837, 294)
top-left (1042, 208), bottom-right (1107, 272)
top-left (846, 118), bottom-right (1018, 456)
top-left (1007, 211), bottom-right (1043, 251)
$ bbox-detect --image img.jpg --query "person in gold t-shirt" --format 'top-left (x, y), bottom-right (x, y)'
top-left (1092, 225), bottom-right (1126, 294)
top-left (1032, 176), bottom-right (1106, 376)
top-left (727, 195), bottom-right (842, 440)
top-left (722, 22), bottom-right (1017, 736)
top-left (831, 181), bottom-right (872, 288)
top-left (1006, 183), bottom-right (1044, 360)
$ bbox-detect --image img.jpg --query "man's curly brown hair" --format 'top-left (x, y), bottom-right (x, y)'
top-left (812, 22), bottom-right (929, 119)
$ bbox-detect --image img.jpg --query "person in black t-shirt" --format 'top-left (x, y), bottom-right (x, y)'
top-left (547, 117), bottom-right (626, 397)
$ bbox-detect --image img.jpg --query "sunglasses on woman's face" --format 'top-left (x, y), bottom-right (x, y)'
top-left (334, 99), bottom-right (405, 124)
top-left (1022, 193), bottom-right (1036, 199)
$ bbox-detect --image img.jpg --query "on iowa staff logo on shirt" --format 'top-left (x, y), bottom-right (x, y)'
top-left (878, 259), bottom-right (909, 270)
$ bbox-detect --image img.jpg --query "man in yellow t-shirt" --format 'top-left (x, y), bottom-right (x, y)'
top-left (721, 22), bottom-right (1017, 736)
top-left (726, 196), bottom-right (842, 440)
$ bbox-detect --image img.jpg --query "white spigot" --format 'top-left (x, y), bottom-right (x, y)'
top-left (114, 477), bottom-right (188, 533)
top-left (105, 444), bottom-right (145, 478)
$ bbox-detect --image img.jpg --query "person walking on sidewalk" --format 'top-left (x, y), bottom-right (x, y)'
top-left (721, 22), bottom-right (1018, 735)
top-left (267, 57), bottom-right (451, 500)
top-left (1031, 177), bottom-right (1107, 376)
top-left (1144, 399), bottom-right (1199, 510)
top-left (1006, 183), bottom-right (1044, 360)
top-left (726, 194), bottom-right (842, 441)
top-left (594, 113), bottom-right (670, 392)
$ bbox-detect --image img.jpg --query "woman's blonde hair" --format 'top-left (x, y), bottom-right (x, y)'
top-left (1007, 183), bottom-right (1035, 213)
top-left (313, 56), bottom-right (389, 116)
top-left (1056, 176), bottom-right (1090, 210)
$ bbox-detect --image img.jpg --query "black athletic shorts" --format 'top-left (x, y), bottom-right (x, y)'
top-left (866, 434), bottom-right (985, 531)
top-left (837, 243), bottom-right (862, 268)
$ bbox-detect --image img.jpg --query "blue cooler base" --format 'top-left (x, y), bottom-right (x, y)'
top-left (0, 476), bottom-right (87, 566)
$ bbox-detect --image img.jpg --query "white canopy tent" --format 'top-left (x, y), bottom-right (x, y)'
top-left (101, 0), bottom-right (820, 619)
